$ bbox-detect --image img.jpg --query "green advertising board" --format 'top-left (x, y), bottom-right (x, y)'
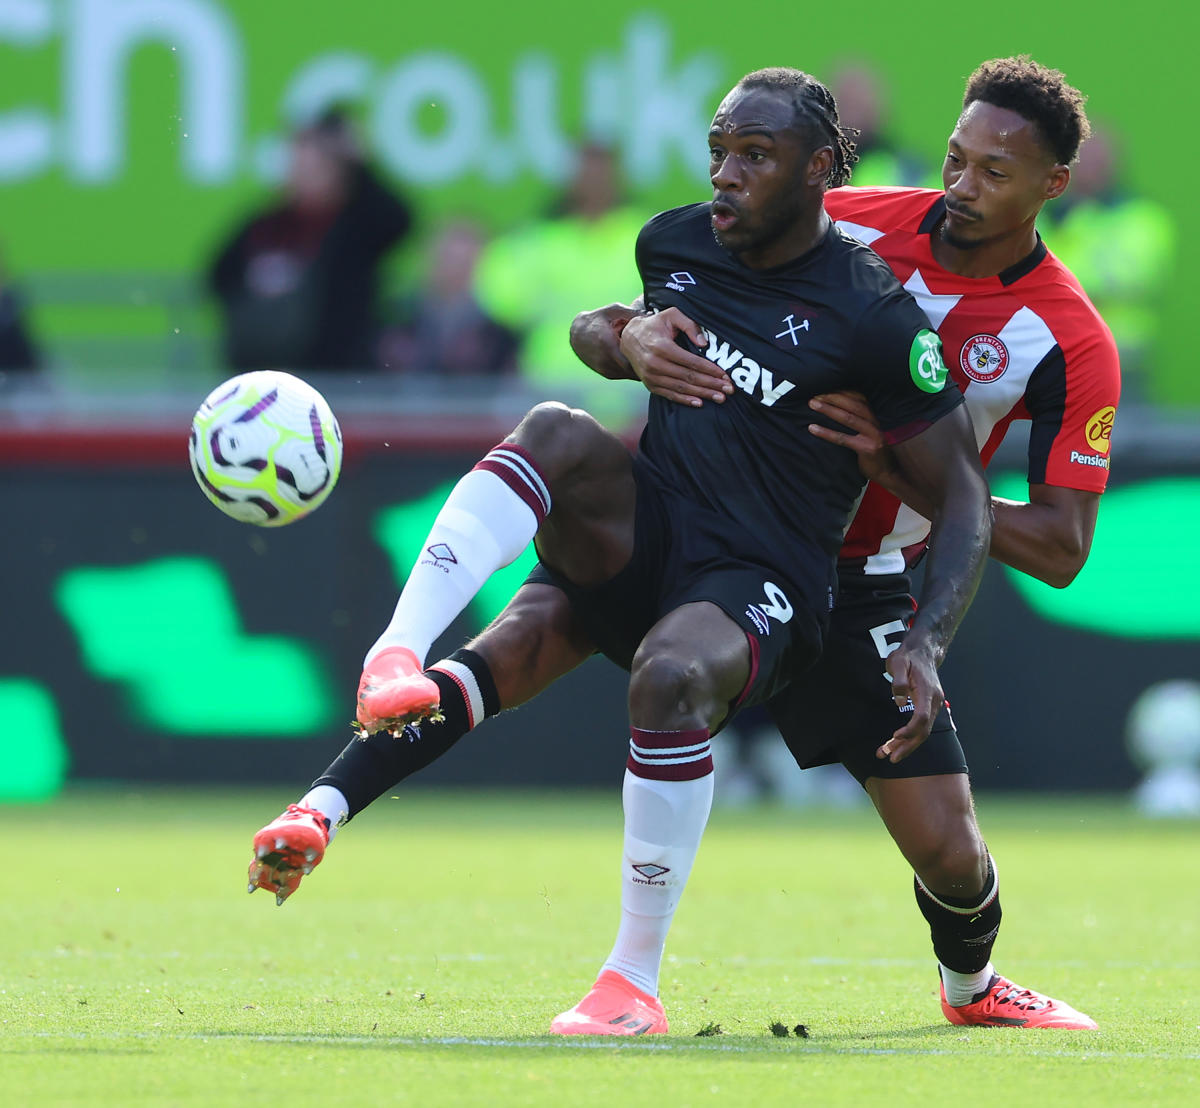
top-left (1, 0), bottom-right (1193, 403)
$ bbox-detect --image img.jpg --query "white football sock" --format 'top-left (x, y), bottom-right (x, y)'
top-left (940, 961), bottom-right (996, 1007)
top-left (298, 784), bottom-right (349, 843)
top-left (365, 453), bottom-right (549, 667)
top-left (601, 762), bottom-right (714, 997)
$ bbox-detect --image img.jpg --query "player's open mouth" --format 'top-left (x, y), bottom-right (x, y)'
top-left (711, 201), bottom-right (738, 231)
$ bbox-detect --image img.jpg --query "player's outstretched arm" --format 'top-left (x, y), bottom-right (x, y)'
top-left (808, 395), bottom-right (1098, 588)
top-left (985, 486), bottom-right (1100, 588)
top-left (878, 405), bottom-right (992, 763)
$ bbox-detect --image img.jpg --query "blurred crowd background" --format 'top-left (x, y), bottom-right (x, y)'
top-left (2, 0), bottom-right (1198, 807)
top-left (0, 1), bottom-right (1192, 418)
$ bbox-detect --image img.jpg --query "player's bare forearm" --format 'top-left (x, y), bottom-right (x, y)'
top-left (808, 396), bottom-right (1094, 589)
top-left (879, 407), bottom-right (991, 761)
top-left (909, 478), bottom-right (991, 665)
top-left (570, 303), bottom-right (641, 381)
top-left (877, 485), bottom-right (1096, 588)
top-left (987, 488), bottom-right (1099, 587)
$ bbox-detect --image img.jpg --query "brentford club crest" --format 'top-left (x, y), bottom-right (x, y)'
top-left (960, 334), bottom-right (1009, 383)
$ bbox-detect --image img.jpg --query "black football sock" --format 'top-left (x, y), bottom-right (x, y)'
top-left (914, 852), bottom-right (1002, 989)
top-left (310, 648), bottom-right (499, 820)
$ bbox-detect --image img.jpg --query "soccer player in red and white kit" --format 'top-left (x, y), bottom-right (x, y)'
top-left (250, 57), bottom-right (1116, 1032)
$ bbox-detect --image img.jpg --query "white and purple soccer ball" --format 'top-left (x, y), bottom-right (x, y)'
top-left (188, 370), bottom-right (343, 526)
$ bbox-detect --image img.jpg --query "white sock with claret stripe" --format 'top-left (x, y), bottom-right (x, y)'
top-left (600, 728), bottom-right (714, 997)
top-left (365, 444), bottom-right (550, 667)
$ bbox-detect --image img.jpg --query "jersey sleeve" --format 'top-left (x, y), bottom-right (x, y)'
top-left (634, 207), bottom-right (687, 308)
top-left (1024, 323), bottom-right (1121, 492)
top-left (849, 288), bottom-right (964, 444)
top-left (633, 218), bottom-right (656, 306)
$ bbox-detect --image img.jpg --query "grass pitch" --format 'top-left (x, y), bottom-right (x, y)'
top-left (2, 788), bottom-right (1197, 1106)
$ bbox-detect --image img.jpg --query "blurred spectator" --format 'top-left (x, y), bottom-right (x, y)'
top-left (829, 62), bottom-right (931, 187)
top-left (472, 143), bottom-right (645, 419)
top-left (378, 220), bottom-right (519, 377)
top-left (208, 108), bottom-right (413, 373)
top-left (0, 244), bottom-right (40, 372)
top-left (1043, 125), bottom-right (1176, 400)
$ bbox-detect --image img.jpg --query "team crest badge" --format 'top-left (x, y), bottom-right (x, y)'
top-left (960, 334), bottom-right (1009, 383)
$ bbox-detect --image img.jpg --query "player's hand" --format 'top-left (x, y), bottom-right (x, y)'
top-left (620, 308), bottom-right (734, 407)
top-left (876, 641), bottom-right (944, 763)
top-left (807, 392), bottom-right (901, 488)
top-left (570, 303), bottom-right (640, 381)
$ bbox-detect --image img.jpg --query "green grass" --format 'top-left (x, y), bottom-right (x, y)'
top-left (2, 789), bottom-right (1197, 1106)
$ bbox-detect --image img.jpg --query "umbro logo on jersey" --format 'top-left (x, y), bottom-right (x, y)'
top-left (667, 271), bottom-right (696, 292)
top-left (745, 582), bottom-right (795, 636)
top-left (703, 331), bottom-right (795, 407)
top-left (745, 605), bottom-right (770, 635)
top-left (960, 333), bottom-right (1009, 383)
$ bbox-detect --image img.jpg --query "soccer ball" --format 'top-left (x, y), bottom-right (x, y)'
top-left (188, 370), bottom-right (343, 526)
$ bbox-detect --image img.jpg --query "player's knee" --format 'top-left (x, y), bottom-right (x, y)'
top-left (509, 402), bottom-right (605, 477)
top-left (628, 645), bottom-right (719, 730)
top-left (910, 826), bottom-right (988, 899)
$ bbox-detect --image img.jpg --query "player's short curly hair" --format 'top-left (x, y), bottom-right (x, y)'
top-left (735, 67), bottom-right (859, 187)
top-left (964, 56), bottom-right (1091, 165)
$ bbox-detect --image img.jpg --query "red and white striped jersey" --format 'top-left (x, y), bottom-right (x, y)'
top-left (824, 187), bottom-right (1121, 576)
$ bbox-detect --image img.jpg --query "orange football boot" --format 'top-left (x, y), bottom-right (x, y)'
top-left (355, 646), bottom-right (442, 735)
top-left (550, 970), bottom-right (668, 1036)
top-left (247, 804), bottom-right (330, 906)
top-left (941, 974), bottom-right (1097, 1029)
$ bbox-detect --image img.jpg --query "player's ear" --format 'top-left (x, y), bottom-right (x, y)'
top-left (807, 145), bottom-right (834, 187)
top-left (1044, 164), bottom-right (1070, 201)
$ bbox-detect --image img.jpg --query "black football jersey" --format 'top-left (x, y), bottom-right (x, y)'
top-left (633, 202), bottom-right (963, 597)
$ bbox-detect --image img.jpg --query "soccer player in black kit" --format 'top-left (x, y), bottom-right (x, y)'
top-left (249, 68), bottom-right (991, 1033)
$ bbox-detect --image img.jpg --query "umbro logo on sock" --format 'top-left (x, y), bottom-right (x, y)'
top-left (424, 543), bottom-right (458, 566)
top-left (631, 863), bottom-right (670, 886)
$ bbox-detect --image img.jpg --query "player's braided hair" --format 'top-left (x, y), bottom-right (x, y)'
top-left (735, 68), bottom-right (859, 187)
top-left (964, 56), bottom-right (1091, 165)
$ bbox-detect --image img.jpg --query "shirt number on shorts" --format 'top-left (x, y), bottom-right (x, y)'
top-left (868, 619), bottom-right (907, 684)
top-left (760, 582), bottom-right (793, 624)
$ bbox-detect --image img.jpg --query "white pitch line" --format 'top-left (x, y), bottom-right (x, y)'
top-left (192, 1034), bottom-right (1200, 1060)
top-left (24, 1030), bottom-right (1200, 1060)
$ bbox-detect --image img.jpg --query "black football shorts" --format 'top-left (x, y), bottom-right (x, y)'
top-left (526, 459), bottom-right (827, 732)
top-left (766, 573), bottom-right (968, 785)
